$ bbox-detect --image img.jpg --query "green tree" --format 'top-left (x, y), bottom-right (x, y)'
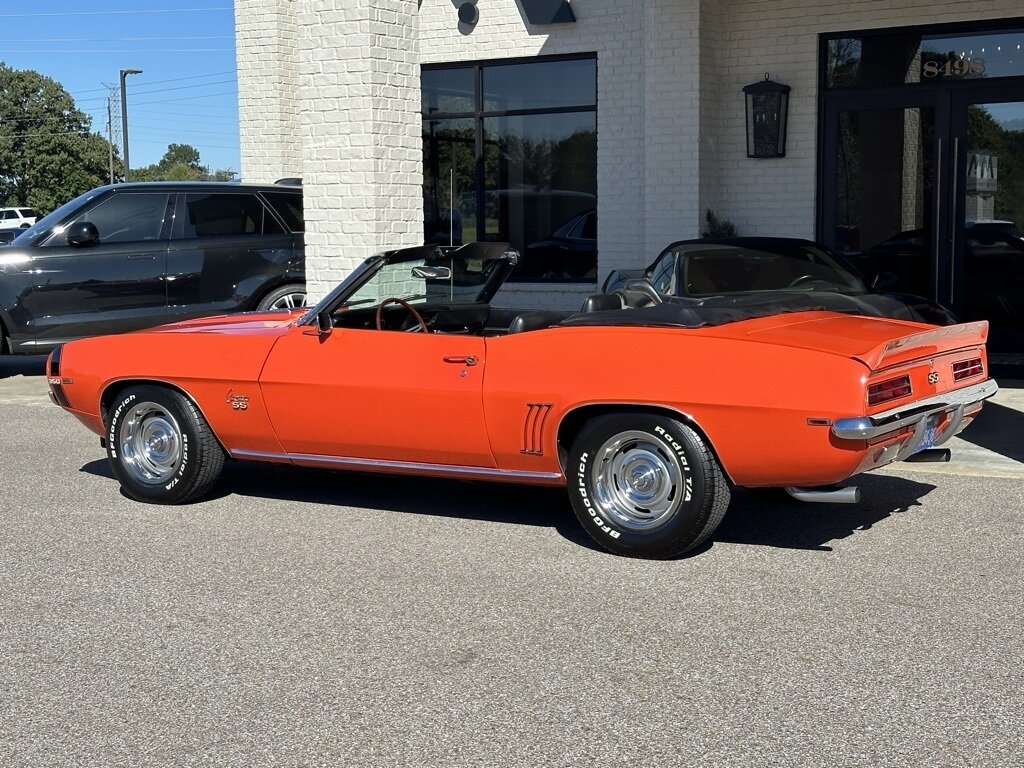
top-left (0, 63), bottom-right (119, 214)
top-left (132, 143), bottom-right (236, 182)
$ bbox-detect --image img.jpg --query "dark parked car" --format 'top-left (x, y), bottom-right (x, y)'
top-left (519, 208), bottom-right (597, 280)
top-left (0, 182), bottom-right (304, 355)
top-left (603, 238), bottom-right (958, 326)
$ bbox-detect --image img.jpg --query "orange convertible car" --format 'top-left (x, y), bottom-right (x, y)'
top-left (49, 242), bottom-right (997, 558)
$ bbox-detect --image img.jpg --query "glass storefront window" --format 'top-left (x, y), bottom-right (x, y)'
top-left (422, 68), bottom-right (475, 115)
top-left (483, 58), bottom-right (596, 112)
top-left (483, 112), bottom-right (597, 279)
top-left (423, 118), bottom-right (477, 246)
top-left (827, 28), bottom-right (1024, 88)
top-left (421, 55), bottom-right (598, 283)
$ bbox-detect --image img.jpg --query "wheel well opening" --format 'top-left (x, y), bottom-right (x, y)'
top-left (0, 316), bottom-right (9, 354)
top-left (556, 404), bottom-right (732, 484)
top-left (99, 380), bottom-right (227, 453)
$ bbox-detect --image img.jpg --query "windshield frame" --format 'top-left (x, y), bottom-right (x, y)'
top-left (299, 242), bottom-right (519, 326)
top-left (664, 240), bottom-right (868, 298)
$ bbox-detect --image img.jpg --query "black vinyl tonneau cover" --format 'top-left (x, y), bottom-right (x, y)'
top-left (561, 293), bottom-right (831, 329)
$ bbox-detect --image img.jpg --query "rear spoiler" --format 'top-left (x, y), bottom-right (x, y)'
top-left (856, 321), bottom-right (989, 370)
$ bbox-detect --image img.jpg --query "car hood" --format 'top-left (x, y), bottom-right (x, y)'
top-left (151, 310), bottom-right (304, 335)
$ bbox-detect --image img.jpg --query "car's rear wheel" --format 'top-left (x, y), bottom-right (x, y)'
top-left (567, 413), bottom-right (731, 558)
top-left (105, 385), bottom-right (224, 504)
top-left (257, 283), bottom-right (307, 311)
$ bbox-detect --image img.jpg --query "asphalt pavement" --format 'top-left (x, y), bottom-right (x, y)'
top-left (1, 360), bottom-right (1022, 766)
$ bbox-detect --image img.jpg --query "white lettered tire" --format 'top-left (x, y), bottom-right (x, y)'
top-left (567, 414), bottom-right (731, 558)
top-left (105, 385), bottom-right (224, 504)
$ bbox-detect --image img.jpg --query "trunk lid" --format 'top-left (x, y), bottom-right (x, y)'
top-left (738, 312), bottom-right (988, 371)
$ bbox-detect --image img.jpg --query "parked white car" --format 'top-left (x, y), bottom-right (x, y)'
top-left (0, 207), bottom-right (37, 230)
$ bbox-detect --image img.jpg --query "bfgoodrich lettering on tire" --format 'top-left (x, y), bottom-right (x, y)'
top-left (105, 385), bottom-right (224, 504)
top-left (567, 413), bottom-right (731, 558)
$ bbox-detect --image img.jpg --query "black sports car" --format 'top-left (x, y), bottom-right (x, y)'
top-left (603, 237), bottom-right (958, 326)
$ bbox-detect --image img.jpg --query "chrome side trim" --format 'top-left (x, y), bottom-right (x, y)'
top-left (230, 448), bottom-right (564, 482)
top-left (831, 379), bottom-right (997, 441)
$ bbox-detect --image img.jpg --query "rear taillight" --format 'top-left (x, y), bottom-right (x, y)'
top-left (952, 357), bottom-right (984, 382)
top-left (868, 374), bottom-right (912, 407)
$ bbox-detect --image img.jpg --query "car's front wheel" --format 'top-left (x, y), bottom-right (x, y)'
top-left (567, 414), bottom-right (731, 558)
top-left (105, 385), bottom-right (224, 504)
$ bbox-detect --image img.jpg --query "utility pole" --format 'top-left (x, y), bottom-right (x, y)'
top-left (103, 83), bottom-right (117, 183)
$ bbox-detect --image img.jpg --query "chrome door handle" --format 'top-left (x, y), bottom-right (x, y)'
top-left (127, 253), bottom-right (156, 260)
top-left (443, 355), bottom-right (478, 366)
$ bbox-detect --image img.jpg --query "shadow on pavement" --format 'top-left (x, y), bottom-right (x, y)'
top-left (0, 355), bottom-right (46, 378)
top-left (956, 400), bottom-right (1024, 464)
top-left (715, 473), bottom-right (937, 552)
top-left (80, 458), bottom-right (938, 555)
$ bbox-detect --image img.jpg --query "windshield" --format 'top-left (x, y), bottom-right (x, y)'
top-left (10, 187), bottom-right (109, 247)
top-left (675, 243), bottom-right (867, 297)
top-left (343, 253), bottom-right (503, 308)
top-left (303, 242), bottom-right (517, 324)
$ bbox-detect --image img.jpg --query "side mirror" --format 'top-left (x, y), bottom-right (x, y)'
top-left (316, 310), bottom-right (332, 336)
top-left (66, 221), bottom-right (100, 248)
top-left (871, 271), bottom-right (899, 292)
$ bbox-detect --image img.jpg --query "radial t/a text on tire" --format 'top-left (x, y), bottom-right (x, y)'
top-left (567, 413), bottom-right (731, 558)
top-left (105, 385), bottom-right (225, 504)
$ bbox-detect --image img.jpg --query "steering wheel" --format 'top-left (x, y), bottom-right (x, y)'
top-left (786, 274), bottom-right (838, 289)
top-left (376, 297), bottom-right (428, 332)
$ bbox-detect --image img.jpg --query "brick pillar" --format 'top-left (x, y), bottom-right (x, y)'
top-left (235, 0), bottom-right (302, 182)
top-left (643, 0), bottom-right (704, 253)
top-left (296, 0), bottom-right (422, 300)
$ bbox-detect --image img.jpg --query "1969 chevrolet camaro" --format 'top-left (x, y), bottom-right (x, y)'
top-left (48, 242), bottom-right (997, 558)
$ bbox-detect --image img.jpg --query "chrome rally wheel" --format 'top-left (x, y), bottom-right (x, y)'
top-left (591, 430), bottom-right (684, 531)
top-left (119, 402), bottom-right (182, 485)
top-left (567, 414), bottom-right (731, 559)
top-left (105, 385), bottom-right (224, 504)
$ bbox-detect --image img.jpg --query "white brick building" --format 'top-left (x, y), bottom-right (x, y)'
top-left (235, 0), bottom-right (1024, 351)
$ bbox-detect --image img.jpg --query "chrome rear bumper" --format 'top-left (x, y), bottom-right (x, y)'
top-left (831, 379), bottom-right (998, 459)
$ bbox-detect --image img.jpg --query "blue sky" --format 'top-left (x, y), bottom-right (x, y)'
top-left (1, 1), bottom-right (239, 173)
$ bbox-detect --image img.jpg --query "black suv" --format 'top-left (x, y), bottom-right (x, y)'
top-left (0, 182), bottom-right (304, 354)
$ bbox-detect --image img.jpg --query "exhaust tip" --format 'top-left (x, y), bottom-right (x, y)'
top-left (785, 485), bottom-right (861, 504)
top-left (903, 448), bottom-right (952, 463)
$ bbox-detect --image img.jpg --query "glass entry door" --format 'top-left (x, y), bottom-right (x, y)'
top-left (822, 85), bottom-right (1024, 356)
top-left (822, 97), bottom-right (948, 302)
top-left (951, 93), bottom-right (1024, 355)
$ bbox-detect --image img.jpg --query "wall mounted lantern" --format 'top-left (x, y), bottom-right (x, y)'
top-left (743, 74), bottom-right (790, 158)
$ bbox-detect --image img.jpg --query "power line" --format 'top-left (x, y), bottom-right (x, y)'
top-left (132, 138), bottom-right (237, 150)
top-left (16, 36), bottom-right (233, 43)
top-left (74, 82), bottom-right (238, 107)
top-left (2, 7), bottom-right (232, 18)
top-left (0, 128), bottom-right (96, 140)
top-left (130, 91), bottom-right (238, 107)
top-left (69, 70), bottom-right (235, 97)
top-left (0, 48), bottom-right (233, 53)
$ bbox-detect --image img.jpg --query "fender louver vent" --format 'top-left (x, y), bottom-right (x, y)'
top-left (522, 403), bottom-right (553, 455)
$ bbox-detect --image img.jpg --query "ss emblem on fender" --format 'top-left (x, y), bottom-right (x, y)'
top-left (927, 372), bottom-right (940, 385)
top-left (227, 390), bottom-right (250, 410)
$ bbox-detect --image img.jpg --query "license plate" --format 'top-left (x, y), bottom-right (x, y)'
top-left (916, 413), bottom-right (943, 452)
